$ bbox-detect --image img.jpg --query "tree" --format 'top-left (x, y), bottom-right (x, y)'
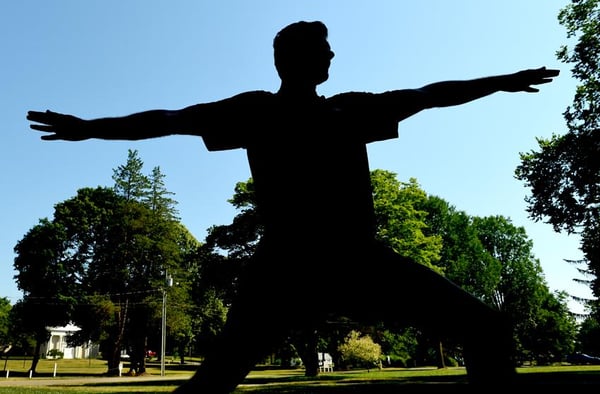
top-left (338, 330), bottom-right (382, 370)
top-left (420, 196), bottom-right (499, 299)
top-left (146, 166), bottom-right (179, 221)
top-left (372, 326), bottom-right (419, 368)
top-left (202, 171), bottom-right (576, 369)
top-left (514, 0), bottom-right (600, 310)
top-left (0, 297), bottom-right (11, 346)
top-left (50, 186), bottom-right (147, 374)
top-left (12, 150), bottom-right (196, 375)
top-left (104, 151), bottom-right (188, 374)
top-left (106, 151), bottom-right (187, 374)
top-left (420, 196), bottom-right (577, 364)
top-left (165, 223), bottom-right (202, 364)
top-left (371, 171), bottom-right (442, 271)
top-left (13, 218), bottom-right (77, 373)
top-left (195, 178), bottom-right (261, 305)
top-left (112, 149), bottom-right (151, 202)
top-left (470, 216), bottom-right (541, 311)
top-left (577, 314), bottom-right (600, 355)
top-left (470, 215), bottom-right (577, 363)
top-left (523, 290), bottom-right (577, 364)
top-left (191, 172), bottom-right (443, 374)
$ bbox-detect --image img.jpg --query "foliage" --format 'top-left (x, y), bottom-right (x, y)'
top-left (420, 196), bottom-right (578, 364)
top-left (420, 196), bottom-right (498, 298)
top-left (470, 216), bottom-right (540, 310)
top-left (338, 330), bottom-right (382, 370)
top-left (374, 326), bottom-right (419, 367)
top-left (46, 348), bottom-right (64, 359)
top-left (577, 314), bottom-right (600, 355)
top-left (11, 150), bottom-right (196, 374)
top-left (0, 297), bottom-right (11, 346)
top-left (470, 215), bottom-right (577, 363)
top-left (515, 0), bottom-right (600, 306)
top-left (205, 170), bottom-right (578, 369)
top-left (371, 171), bottom-right (442, 272)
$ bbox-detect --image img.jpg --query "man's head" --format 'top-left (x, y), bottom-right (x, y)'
top-left (273, 21), bottom-right (334, 86)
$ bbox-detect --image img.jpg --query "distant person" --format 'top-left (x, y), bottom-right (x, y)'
top-left (28, 20), bottom-right (559, 392)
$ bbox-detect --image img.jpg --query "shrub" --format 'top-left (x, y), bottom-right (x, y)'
top-left (338, 330), bottom-right (382, 370)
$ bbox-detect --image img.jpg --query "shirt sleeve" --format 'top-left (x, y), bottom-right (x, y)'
top-left (326, 92), bottom-right (399, 143)
top-left (200, 91), bottom-right (274, 151)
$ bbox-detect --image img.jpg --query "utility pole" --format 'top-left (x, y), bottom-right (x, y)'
top-left (161, 271), bottom-right (173, 377)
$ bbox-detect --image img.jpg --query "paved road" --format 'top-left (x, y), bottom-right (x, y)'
top-left (0, 374), bottom-right (187, 387)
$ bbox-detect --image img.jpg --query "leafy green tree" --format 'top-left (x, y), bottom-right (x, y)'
top-left (195, 172), bottom-right (443, 371)
top-left (12, 150), bottom-right (195, 375)
top-left (577, 314), bottom-right (600, 355)
top-left (371, 171), bottom-right (442, 271)
top-left (514, 0), bottom-right (600, 314)
top-left (373, 326), bottom-right (418, 368)
top-left (49, 186), bottom-right (147, 373)
top-left (421, 197), bottom-right (577, 364)
top-left (100, 150), bottom-right (190, 373)
top-left (0, 297), bottom-right (11, 346)
top-left (471, 216), bottom-right (541, 311)
top-left (338, 330), bottom-right (382, 370)
top-left (195, 179), bottom-right (261, 305)
top-left (193, 169), bottom-right (578, 369)
top-left (107, 151), bottom-right (187, 374)
top-left (420, 196), bottom-right (498, 298)
top-left (471, 215), bottom-right (577, 363)
top-left (6, 301), bottom-right (36, 357)
top-left (163, 223), bottom-right (202, 364)
top-left (522, 290), bottom-right (577, 364)
top-left (13, 218), bottom-right (77, 373)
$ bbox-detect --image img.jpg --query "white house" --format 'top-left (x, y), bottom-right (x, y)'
top-left (41, 324), bottom-right (99, 359)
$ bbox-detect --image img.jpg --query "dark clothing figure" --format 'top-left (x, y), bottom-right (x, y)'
top-left (201, 90), bottom-right (395, 242)
top-left (27, 21), bottom-right (559, 392)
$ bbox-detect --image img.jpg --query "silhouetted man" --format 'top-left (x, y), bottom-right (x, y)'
top-left (28, 21), bottom-right (559, 392)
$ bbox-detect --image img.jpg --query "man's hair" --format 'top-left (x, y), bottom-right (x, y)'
top-left (273, 21), bottom-right (328, 79)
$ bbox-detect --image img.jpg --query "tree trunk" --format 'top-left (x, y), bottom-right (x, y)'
top-left (128, 337), bottom-right (148, 375)
top-left (29, 340), bottom-right (42, 375)
top-left (437, 340), bottom-right (446, 369)
top-left (106, 299), bottom-right (129, 376)
top-left (293, 330), bottom-right (320, 377)
top-left (104, 341), bottom-right (122, 376)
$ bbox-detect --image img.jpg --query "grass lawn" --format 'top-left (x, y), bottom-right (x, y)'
top-left (0, 359), bottom-right (599, 393)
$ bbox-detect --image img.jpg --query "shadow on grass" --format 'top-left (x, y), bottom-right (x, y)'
top-left (3, 368), bottom-right (599, 394)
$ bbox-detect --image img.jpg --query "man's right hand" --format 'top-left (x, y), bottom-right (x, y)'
top-left (27, 110), bottom-right (90, 141)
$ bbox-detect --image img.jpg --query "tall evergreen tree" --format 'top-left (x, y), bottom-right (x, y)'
top-left (146, 166), bottom-right (179, 221)
top-left (112, 149), bottom-right (151, 202)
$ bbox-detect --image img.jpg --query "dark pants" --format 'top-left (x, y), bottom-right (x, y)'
top-left (174, 238), bottom-right (516, 393)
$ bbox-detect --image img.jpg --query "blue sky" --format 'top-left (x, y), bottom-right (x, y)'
top-left (1, 1), bottom-right (591, 313)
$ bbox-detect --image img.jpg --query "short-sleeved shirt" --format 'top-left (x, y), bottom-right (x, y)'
top-left (199, 90), bottom-right (398, 243)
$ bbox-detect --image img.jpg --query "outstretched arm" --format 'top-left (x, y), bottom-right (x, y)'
top-left (26, 109), bottom-right (184, 141)
top-left (27, 90), bottom-right (266, 141)
top-left (386, 67), bottom-right (560, 121)
top-left (25, 106), bottom-right (217, 141)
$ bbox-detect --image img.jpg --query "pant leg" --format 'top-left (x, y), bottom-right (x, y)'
top-left (340, 242), bottom-right (517, 383)
top-left (173, 300), bottom-right (288, 393)
top-left (173, 241), bottom-right (309, 393)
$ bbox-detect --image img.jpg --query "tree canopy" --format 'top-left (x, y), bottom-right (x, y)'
top-left (515, 0), bottom-right (600, 305)
top-left (12, 150), bottom-right (196, 374)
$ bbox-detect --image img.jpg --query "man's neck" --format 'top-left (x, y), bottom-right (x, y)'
top-left (277, 82), bottom-right (320, 101)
